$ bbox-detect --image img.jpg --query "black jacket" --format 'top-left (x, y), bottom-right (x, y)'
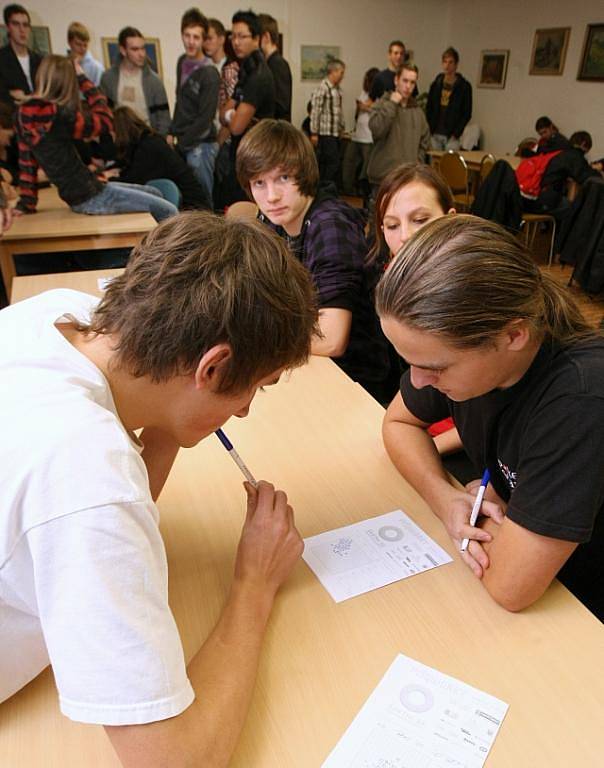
top-left (118, 132), bottom-right (210, 209)
top-left (559, 178), bottom-right (604, 294)
top-left (0, 44), bottom-right (42, 108)
top-left (170, 64), bottom-right (220, 150)
top-left (471, 160), bottom-right (521, 232)
top-left (266, 51), bottom-right (292, 121)
top-left (426, 73), bottom-right (472, 139)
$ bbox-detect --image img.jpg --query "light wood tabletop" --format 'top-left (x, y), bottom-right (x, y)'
top-left (0, 187), bottom-right (154, 298)
top-left (2, 272), bottom-right (603, 767)
top-left (428, 150), bottom-right (521, 172)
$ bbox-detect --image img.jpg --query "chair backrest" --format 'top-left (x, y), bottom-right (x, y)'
top-left (439, 151), bottom-right (468, 194)
top-left (515, 137), bottom-right (538, 157)
top-left (225, 201), bottom-right (258, 221)
top-left (479, 153), bottom-right (496, 183)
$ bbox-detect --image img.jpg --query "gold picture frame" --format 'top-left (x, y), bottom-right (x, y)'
top-left (529, 27), bottom-right (570, 76)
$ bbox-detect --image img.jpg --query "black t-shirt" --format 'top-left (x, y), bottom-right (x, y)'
top-left (369, 69), bottom-right (395, 101)
top-left (267, 51), bottom-right (292, 121)
top-left (235, 49), bottom-right (275, 122)
top-left (400, 337), bottom-right (604, 620)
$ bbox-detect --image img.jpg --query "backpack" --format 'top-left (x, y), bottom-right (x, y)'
top-left (515, 151), bottom-right (561, 198)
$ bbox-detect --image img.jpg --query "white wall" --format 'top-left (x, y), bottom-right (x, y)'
top-left (23, 0), bottom-right (448, 128)
top-left (447, 0), bottom-right (604, 158)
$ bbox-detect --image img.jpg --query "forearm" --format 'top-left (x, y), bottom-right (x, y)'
top-left (140, 427), bottom-right (180, 500)
top-left (310, 308), bottom-right (351, 358)
top-left (433, 426), bottom-right (463, 456)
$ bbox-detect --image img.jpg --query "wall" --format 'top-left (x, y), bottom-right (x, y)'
top-left (22, 0), bottom-right (448, 128)
top-left (447, 0), bottom-right (604, 158)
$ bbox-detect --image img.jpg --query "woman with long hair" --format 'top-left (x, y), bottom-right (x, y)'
top-left (378, 214), bottom-right (604, 620)
top-left (15, 55), bottom-right (177, 222)
top-left (112, 106), bottom-right (210, 210)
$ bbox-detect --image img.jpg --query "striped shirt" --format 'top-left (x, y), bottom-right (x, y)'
top-left (310, 78), bottom-right (344, 138)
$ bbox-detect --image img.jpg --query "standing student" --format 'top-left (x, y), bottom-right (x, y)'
top-left (426, 47), bottom-right (472, 151)
top-left (377, 215), bottom-right (604, 620)
top-left (369, 39), bottom-right (407, 101)
top-left (341, 67), bottom-right (379, 199)
top-left (0, 211), bottom-right (318, 765)
top-left (174, 7), bottom-right (211, 91)
top-left (203, 17), bottom-right (227, 72)
top-left (0, 3), bottom-right (41, 109)
top-left (309, 58), bottom-right (346, 184)
top-left (100, 26), bottom-right (170, 136)
top-left (367, 64), bottom-right (430, 190)
top-left (258, 13), bottom-right (292, 121)
top-left (15, 56), bottom-right (177, 222)
top-left (237, 119), bottom-right (392, 403)
top-left (67, 21), bottom-right (104, 86)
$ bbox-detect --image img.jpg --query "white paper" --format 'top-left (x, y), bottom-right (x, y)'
top-left (302, 510), bottom-right (452, 603)
top-left (323, 654), bottom-right (508, 768)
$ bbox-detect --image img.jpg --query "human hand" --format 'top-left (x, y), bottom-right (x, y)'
top-left (73, 60), bottom-right (85, 77)
top-left (234, 481), bottom-right (304, 598)
top-left (390, 91), bottom-right (403, 104)
top-left (9, 89), bottom-right (26, 102)
top-left (440, 487), bottom-right (504, 578)
top-left (166, 134), bottom-right (175, 148)
top-left (310, 134), bottom-right (319, 147)
top-left (0, 206), bottom-right (14, 233)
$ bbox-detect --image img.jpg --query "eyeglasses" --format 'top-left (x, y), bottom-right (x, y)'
top-left (231, 33), bottom-right (252, 41)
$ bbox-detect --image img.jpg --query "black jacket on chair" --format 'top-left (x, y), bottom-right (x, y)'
top-left (0, 45), bottom-right (42, 108)
top-left (470, 160), bottom-right (522, 232)
top-left (559, 177), bottom-right (604, 294)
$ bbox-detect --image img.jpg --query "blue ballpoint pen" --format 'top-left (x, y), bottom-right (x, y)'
top-left (460, 468), bottom-right (490, 552)
top-left (215, 428), bottom-right (258, 487)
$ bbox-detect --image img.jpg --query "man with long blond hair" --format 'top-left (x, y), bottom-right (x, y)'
top-left (0, 211), bottom-right (318, 765)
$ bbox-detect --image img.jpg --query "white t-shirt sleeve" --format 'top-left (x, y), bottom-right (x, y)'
top-left (27, 502), bottom-right (195, 725)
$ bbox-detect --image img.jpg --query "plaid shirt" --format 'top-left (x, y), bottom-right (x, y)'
top-left (310, 78), bottom-right (344, 137)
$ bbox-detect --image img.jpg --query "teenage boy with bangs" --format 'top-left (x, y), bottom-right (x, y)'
top-left (237, 119), bottom-right (393, 403)
top-left (0, 212), bottom-right (318, 766)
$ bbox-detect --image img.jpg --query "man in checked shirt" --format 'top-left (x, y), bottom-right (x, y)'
top-left (309, 58), bottom-right (346, 184)
top-left (237, 119), bottom-right (394, 405)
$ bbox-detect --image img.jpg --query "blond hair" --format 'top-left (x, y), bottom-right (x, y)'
top-left (67, 22), bottom-right (90, 43)
top-left (376, 215), bottom-right (597, 348)
top-left (33, 55), bottom-right (80, 111)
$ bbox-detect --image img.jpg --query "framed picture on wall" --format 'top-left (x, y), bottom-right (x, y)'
top-left (0, 24), bottom-right (52, 55)
top-left (101, 37), bottom-right (163, 79)
top-left (477, 49), bottom-right (509, 88)
top-left (577, 24), bottom-right (604, 81)
top-left (529, 27), bottom-right (570, 75)
top-left (301, 45), bottom-right (341, 81)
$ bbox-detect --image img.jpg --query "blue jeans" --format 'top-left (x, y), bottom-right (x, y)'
top-left (72, 182), bottom-right (178, 222)
top-left (430, 134), bottom-right (461, 151)
top-left (186, 142), bottom-right (219, 208)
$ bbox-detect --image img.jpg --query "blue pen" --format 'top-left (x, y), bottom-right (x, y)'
top-left (460, 468), bottom-right (490, 552)
top-left (215, 428), bottom-right (258, 487)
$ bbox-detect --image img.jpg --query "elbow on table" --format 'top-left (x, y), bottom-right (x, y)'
top-left (482, 578), bottom-right (546, 614)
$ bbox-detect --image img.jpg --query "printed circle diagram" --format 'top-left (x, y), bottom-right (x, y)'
top-left (378, 525), bottom-right (404, 542)
top-left (399, 684), bottom-right (435, 713)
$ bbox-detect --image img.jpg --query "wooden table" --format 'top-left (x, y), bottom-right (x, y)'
top-left (0, 187), bottom-right (155, 297)
top-left (428, 150), bottom-right (521, 172)
top-left (2, 272), bottom-right (603, 767)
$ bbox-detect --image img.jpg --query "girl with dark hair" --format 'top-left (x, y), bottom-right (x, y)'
top-left (378, 214), bottom-right (604, 621)
top-left (15, 55), bottom-right (177, 222)
top-left (111, 106), bottom-right (210, 210)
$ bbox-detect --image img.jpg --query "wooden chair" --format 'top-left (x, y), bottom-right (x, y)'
top-left (476, 153), bottom-right (496, 194)
top-left (439, 151), bottom-right (473, 211)
top-left (521, 213), bottom-right (556, 265)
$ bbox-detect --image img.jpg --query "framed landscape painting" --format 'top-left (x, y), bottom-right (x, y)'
top-left (530, 27), bottom-right (570, 75)
top-left (577, 24), bottom-right (604, 81)
top-left (478, 49), bottom-right (509, 88)
top-left (102, 37), bottom-right (163, 79)
top-left (301, 45), bottom-right (341, 81)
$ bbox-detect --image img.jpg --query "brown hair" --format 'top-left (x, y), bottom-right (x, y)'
top-left (180, 7), bottom-right (208, 34)
top-left (395, 62), bottom-right (418, 78)
top-left (67, 21), bottom-right (90, 43)
top-left (368, 163), bottom-right (454, 265)
top-left (78, 212), bottom-right (319, 392)
top-left (376, 215), bottom-right (597, 348)
top-left (113, 105), bottom-right (154, 161)
top-left (32, 55), bottom-right (80, 111)
top-left (236, 119), bottom-right (319, 199)
top-left (258, 13), bottom-right (278, 44)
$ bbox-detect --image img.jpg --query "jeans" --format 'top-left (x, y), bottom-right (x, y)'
top-left (430, 133), bottom-right (461, 151)
top-left (71, 182), bottom-right (178, 222)
top-left (186, 142), bottom-right (219, 208)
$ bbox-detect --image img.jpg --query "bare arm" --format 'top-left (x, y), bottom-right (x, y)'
top-left (433, 426), bottom-right (463, 456)
top-left (229, 102), bottom-right (257, 137)
top-left (105, 481), bottom-right (303, 768)
top-left (311, 308), bottom-right (352, 358)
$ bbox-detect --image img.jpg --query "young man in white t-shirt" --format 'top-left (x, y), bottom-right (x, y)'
top-left (0, 211), bottom-right (318, 766)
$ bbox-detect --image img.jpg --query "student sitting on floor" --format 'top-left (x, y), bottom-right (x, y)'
top-left (111, 105), bottom-right (211, 210)
top-left (377, 215), bottom-right (604, 620)
top-left (15, 55), bottom-right (177, 222)
top-left (0, 211), bottom-right (318, 765)
top-left (236, 119), bottom-right (393, 404)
